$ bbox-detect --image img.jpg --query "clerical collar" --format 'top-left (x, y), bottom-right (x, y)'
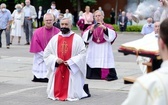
top-left (44, 26), bottom-right (53, 30)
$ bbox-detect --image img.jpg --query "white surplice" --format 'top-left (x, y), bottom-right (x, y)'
top-left (122, 60), bottom-right (168, 105)
top-left (82, 28), bottom-right (116, 68)
top-left (43, 31), bottom-right (88, 101)
top-left (32, 51), bottom-right (47, 78)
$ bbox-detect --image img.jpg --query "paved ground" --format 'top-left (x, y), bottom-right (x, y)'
top-left (0, 30), bottom-right (143, 105)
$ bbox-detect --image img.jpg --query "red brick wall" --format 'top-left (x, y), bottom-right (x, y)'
top-left (91, 0), bottom-right (128, 18)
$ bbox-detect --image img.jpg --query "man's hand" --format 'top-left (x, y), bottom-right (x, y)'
top-left (64, 61), bottom-right (68, 66)
top-left (56, 58), bottom-right (64, 64)
top-left (98, 23), bottom-right (107, 30)
top-left (28, 17), bottom-right (32, 20)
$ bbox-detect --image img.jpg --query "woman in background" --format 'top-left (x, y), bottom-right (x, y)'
top-left (10, 4), bottom-right (24, 44)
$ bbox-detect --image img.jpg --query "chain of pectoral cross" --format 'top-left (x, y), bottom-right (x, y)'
top-left (95, 28), bottom-right (104, 43)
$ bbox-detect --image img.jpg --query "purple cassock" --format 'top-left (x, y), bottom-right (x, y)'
top-left (30, 26), bottom-right (60, 53)
top-left (92, 23), bottom-right (116, 44)
top-left (83, 23), bottom-right (117, 44)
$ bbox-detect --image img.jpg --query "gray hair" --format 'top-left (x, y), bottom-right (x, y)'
top-left (15, 4), bottom-right (22, 9)
top-left (43, 13), bottom-right (55, 21)
top-left (60, 17), bottom-right (72, 26)
top-left (94, 10), bottom-right (104, 17)
top-left (1, 3), bottom-right (6, 8)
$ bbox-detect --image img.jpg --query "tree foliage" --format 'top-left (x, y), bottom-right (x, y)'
top-left (70, 0), bottom-right (97, 7)
top-left (14, 0), bottom-right (24, 3)
top-left (0, 0), bottom-right (7, 2)
top-left (83, 0), bottom-right (96, 5)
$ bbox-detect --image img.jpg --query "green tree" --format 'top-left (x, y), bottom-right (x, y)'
top-left (14, 0), bottom-right (24, 3)
top-left (1, 0), bottom-right (7, 1)
top-left (70, 0), bottom-right (97, 12)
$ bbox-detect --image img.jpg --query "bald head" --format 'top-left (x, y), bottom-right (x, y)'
top-left (122, 11), bottom-right (126, 16)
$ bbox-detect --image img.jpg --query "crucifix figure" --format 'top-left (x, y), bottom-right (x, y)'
top-left (61, 41), bottom-right (68, 55)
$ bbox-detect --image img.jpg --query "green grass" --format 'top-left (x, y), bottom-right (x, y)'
top-left (72, 26), bottom-right (78, 30)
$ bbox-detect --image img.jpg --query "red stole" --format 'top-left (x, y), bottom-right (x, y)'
top-left (54, 34), bottom-right (74, 100)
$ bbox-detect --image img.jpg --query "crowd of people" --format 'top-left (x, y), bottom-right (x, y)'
top-left (1, 0), bottom-right (168, 104)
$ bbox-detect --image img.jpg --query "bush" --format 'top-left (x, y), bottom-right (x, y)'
top-left (112, 24), bottom-right (119, 31)
top-left (104, 18), bottom-right (111, 24)
top-left (126, 25), bottom-right (143, 32)
top-left (111, 24), bottom-right (143, 32)
top-left (72, 23), bottom-right (143, 32)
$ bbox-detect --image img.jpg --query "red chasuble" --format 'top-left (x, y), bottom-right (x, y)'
top-left (54, 34), bottom-right (74, 101)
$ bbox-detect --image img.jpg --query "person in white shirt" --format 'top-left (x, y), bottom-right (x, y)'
top-left (36, 6), bottom-right (44, 28)
top-left (64, 9), bottom-right (73, 24)
top-left (141, 18), bottom-right (154, 35)
top-left (82, 6), bottom-right (93, 31)
top-left (22, 0), bottom-right (37, 45)
top-left (122, 18), bottom-right (168, 105)
top-left (10, 4), bottom-right (24, 44)
top-left (47, 1), bottom-right (59, 20)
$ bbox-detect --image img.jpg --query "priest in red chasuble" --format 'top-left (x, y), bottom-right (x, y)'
top-left (44, 17), bottom-right (90, 101)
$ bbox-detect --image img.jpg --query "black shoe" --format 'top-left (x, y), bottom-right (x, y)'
top-left (6, 44), bottom-right (10, 49)
top-left (32, 76), bottom-right (48, 83)
top-left (40, 78), bottom-right (48, 83)
top-left (32, 75), bottom-right (41, 82)
top-left (10, 42), bottom-right (12, 45)
top-left (83, 84), bottom-right (91, 98)
top-left (106, 68), bottom-right (118, 81)
top-left (24, 42), bottom-right (30, 45)
top-left (106, 77), bottom-right (118, 81)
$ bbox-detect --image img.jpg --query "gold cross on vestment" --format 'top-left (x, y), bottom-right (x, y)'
top-left (61, 41), bottom-right (68, 54)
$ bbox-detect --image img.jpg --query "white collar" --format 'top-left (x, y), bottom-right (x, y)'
top-left (59, 31), bottom-right (74, 37)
